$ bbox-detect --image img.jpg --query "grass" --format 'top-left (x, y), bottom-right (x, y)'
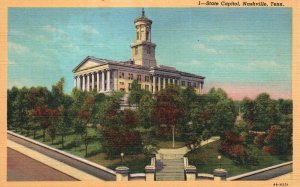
top-left (186, 140), bottom-right (292, 177)
top-left (13, 128), bottom-right (149, 173)
top-left (157, 140), bottom-right (186, 149)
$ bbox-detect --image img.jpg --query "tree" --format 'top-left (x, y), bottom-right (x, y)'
top-left (27, 86), bottom-right (51, 136)
top-left (138, 94), bottom-right (155, 128)
top-left (55, 105), bottom-right (71, 149)
top-left (128, 80), bottom-right (145, 107)
top-left (253, 93), bottom-right (280, 131)
top-left (263, 125), bottom-right (292, 156)
top-left (277, 99), bottom-right (293, 115)
top-left (7, 87), bottom-right (19, 130)
top-left (212, 99), bottom-right (236, 139)
top-left (50, 78), bottom-right (73, 149)
top-left (220, 132), bottom-right (246, 165)
top-left (241, 97), bottom-right (255, 129)
top-left (78, 95), bottom-right (96, 157)
top-left (12, 87), bottom-right (30, 134)
top-left (205, 88), bottom-right (236, 139)
top-left (153, 85), bottom-right (184, 148)
top-left (179, 96), bottom-right (212, 150)
top-left (99, 108), bottom-right (143, 158)
top-left (30, 105), bottom-right (56, 142)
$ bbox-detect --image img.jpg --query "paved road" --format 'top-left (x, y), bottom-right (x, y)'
top-left (8, 133), bottom-right (116, 181)
top-left (234, 164), bottom-right (292, 180)
top-left (7, 148), bottom-right (77, 181)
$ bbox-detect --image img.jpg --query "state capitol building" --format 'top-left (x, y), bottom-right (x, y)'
top-left (73, 9), bottom-right (205, 97)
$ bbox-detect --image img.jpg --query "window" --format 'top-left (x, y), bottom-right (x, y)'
top-left (188, 82), bottom-right (191, 86)
top-left (138, 84), bottom-right (142, 89)
top-left (128, 83), bottom-right (132, 90)
top-left (137, 74), bottom-right (142, 81)
top-left (145, 85), bottom-right (149, 91)
top-left (146, 31), bottom-right (149, 40)
top-left (136, 32), bottom-right (139, 40)
top-left (120, 88), bottom-right (125, 92)
top-left (128, 73), bottom-right (133, 80)
top-left (119, 72), bottom-right (124, 79)
top-left (119, 82), bottom-right (124, 85)
top-left (193, 82), bottom-right (197, 87)
top-left (135, 47), bottom-right (138, 55)
top-left (145, 76), bottom-right (150, 82)
top-left (181, 81), bottom-right (186, 86)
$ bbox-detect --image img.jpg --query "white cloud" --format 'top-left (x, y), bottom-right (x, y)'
top-left (42, 25), bottom-right (64, 34)
top-left (208, 34), bottom-right (254, 46)
top-left (65, 43), bottom-right (80, 51)
top-left (8, 42), bottom-right (29, 54)
top-left (247, 60), bottom-right (285, 69)
top-left (194, 43), bottom-right (218, 54)
top-left (80, 25), bottom-right (100, 35)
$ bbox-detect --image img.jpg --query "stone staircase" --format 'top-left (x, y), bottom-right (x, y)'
top-left (156, 158), bottom-right (185, 181)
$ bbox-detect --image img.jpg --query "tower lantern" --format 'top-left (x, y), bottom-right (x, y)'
top-left (130, 9), bottom-right (157, 67)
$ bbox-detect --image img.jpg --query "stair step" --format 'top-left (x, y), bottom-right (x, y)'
top-left (158, 169), bottom-right (184, 172)
top-left (155, 158), bottom-right (185, 181)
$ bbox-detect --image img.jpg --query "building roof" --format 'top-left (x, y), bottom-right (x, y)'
top-left (73, 56), bottom-right (205, 80)
top-left (134, 8), bottom-right (152, 24)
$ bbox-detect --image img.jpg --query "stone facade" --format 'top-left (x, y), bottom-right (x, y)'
top-left (73, 9), bottom-right (205, 95)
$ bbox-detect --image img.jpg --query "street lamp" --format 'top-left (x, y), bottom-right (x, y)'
top-left (120, 152), bottom-right (124, 166)
top-left (217, 155), bottom-right (222, 169)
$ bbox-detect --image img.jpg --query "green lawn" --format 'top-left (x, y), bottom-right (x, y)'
top-left (156, 139), bottom-right (186, 149)
top-left (186, 140), bottom-right (292, 177)
top-left (14, 128), bottom-right (149, 173)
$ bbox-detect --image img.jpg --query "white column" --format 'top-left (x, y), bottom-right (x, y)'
top-left (76, 76), bottom-right (80, 90)
top-left (101, 71), bottom-right (105, 92)
top-left (82, 75), bottom-right (86, 91)
top-left (107, 70), bottom-right (111, 92)
top-left (163, 77), bottom-right (166, 89)
top-left (200, 82), bottom-right (204, 94)
top-left (158, 76), bottom-right (161, 92)
top-left (97, 71), bottom-right (100, 92)
top-left (114, 70), bottom-right (118, 91)
top-left (87, 74), bottom-right (90, 91)
top-left (92, 73), bottom-right (95, 90)
top-left (74, 77), bottom-right (77, 88)
top-left (110, 70), bottom-right (114, 91)
top-left (153, 75), bottom-right (156, 94)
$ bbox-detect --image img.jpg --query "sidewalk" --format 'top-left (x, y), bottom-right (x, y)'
top-left (156, 136), bottom-right (220, 159)
top-left (8, 140), bottom-right (103, 181)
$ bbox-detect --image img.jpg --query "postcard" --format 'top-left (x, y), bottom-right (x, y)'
top-left (0, 0), bottom-right (298, 187)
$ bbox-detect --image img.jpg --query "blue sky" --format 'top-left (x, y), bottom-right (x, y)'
top-left (8, 8), bottom-right (291, 100)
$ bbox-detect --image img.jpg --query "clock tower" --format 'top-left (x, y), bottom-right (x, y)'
top-left (130, 9), bottom-right (157, 67)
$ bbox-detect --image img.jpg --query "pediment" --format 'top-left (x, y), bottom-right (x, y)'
top-left (77, 60), bottom-right (99, 71)
top-left (73, 57), bottom-right (106, 72)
